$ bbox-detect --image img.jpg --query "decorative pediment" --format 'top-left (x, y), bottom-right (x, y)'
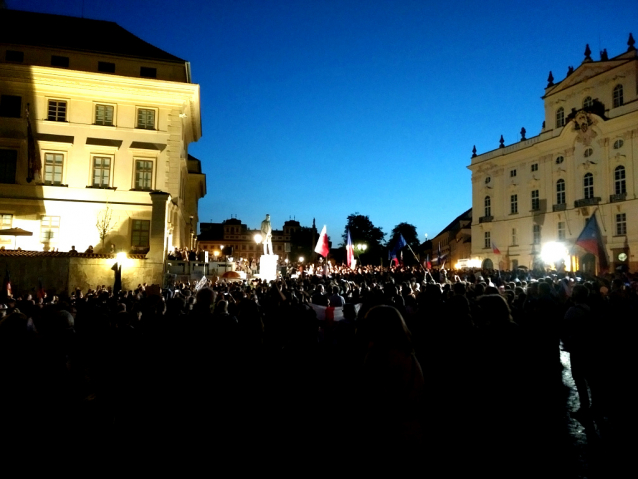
top-left (544, 60), bottom-right (627, 97)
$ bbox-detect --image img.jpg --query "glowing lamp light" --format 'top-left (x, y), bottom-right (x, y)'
top-left (541, 242), bottom-right (569, 266)
top-left (116, 252), bottom-right (127, 264)
top-left (254, 234), bottom-right (262, 244)
top-left (299, 256), bottom-right (304, 263)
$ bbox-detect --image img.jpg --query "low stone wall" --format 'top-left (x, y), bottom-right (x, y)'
top-left (1, 255), bottom-right (164, 295)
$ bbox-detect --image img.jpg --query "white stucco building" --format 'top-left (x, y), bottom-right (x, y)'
top-left (469, 34), bottom-right (637, 273)
top-left (0, 10), bottom-right (205, 266)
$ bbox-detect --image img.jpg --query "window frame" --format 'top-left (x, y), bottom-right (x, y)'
top-left (484, 196), bottom-right (491, 217)
top-left (614, 166), bottom-right (626, 195)
top-left (40, 216), bottom-right (61, 245)
top-left (136, 107), bottom-right (157, 130)
top-left (533, 224), bottom-right (541, 245)
top-left (531, 189), bottom-right (540, 211)
top-left (91, 154), bottom-right (114, 188)
top-left (94, 103), bottom-right (116, 126)
top-left (613, 84), bottom-right (623, 108)
top-left (484, 231), bottom-right (491, 250)
top-left (558, 221), bottom-right (566, 241)
top-left (583, 96), bottom-right (593, 109)
top-left (0, 148), bottom-right (19, 184)
top-left (0, 94), bottom-right (22, 118)
top-left (510, 194), bottom-right (518, 214)
top-left (613, 139), bottom-right (624, 149)
top-left (583, 173), bottom-right (594, 199)
top-left (615, 213), bottom-right (627, 236)
top-left (47, 98), bottom-right (68, 122)
top-left (531, 163), bottom-right (538, 172)
top-left (131, 219), bottom-right (151, 249)
top-left (556, 107), bottom-right (565, 128)
top-left (555, 156), bottom-right (564, 165)
top-left (584, 148), bottom-right (593, 158)
top-left (511, 228), bottom-right (517, 246)
top-left (556, 179), bottom-right (566, 205)
top-left (42, 151), bottom-right (65, 185)
top-left (133, 158), bottom-right (154, 191)
top-left (0, 214), bottom-right (13, 246)
top-left (510, 169), bottom-right (517, 178)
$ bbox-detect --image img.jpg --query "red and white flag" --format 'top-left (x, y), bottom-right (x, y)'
top-left (491, 241), bottom-right (501, 255)
top-left (346, 229), bottom-right (354, 269)
top-left (314, 225), bottom-right (329, 257)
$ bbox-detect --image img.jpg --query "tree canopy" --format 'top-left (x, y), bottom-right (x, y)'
top-left (388, 222), bottom-right (419, 250)
top-left (342, 213), bottom-right (385, 254)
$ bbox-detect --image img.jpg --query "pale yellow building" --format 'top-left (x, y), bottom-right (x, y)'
top-left (469, 36), bottom-right (637, 273)
top-left (0, 10), bottom-right (205, 275)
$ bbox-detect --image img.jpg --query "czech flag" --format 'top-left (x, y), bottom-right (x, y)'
top-left (346, 229), bottom-right (354, 269)
top-left (491, 241), bottom-right (501, 254)
top-left (575, 214), bottom-right (608, 271)
top-left (314, 225), bottom-right (330, 257)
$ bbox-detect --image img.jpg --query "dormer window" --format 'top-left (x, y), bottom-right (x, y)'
top-left (613, 85), bottom-right (623, 108)
top-left (556, 107), bottom-right (565, 128)
top-left (583, 96), bottom-right (593, 109)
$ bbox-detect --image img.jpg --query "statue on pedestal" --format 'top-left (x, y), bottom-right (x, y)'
top-left (261, 214), bottom-right (273, 255)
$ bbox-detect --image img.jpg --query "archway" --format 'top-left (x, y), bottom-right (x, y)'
top-left (482, 258), bottom-right (494, 270)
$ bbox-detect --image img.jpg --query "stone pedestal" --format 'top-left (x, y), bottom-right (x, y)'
top-left (259, 254), bottom-right (279, 282)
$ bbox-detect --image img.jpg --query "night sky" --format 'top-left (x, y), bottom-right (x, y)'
top-left (10, 0), bottom-right (638, 244)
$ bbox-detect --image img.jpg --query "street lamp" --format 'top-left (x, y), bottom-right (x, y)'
top-left (356, 243), bottom-right (367, 265)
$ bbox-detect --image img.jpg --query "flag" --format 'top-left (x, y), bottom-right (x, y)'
top-left (3, 269), bottom-right (11, 299)
top-left (37, 278), bottom-right (45, 300)
top-left (575, 214), bottom-right (608, 271)
top-left (314, 225), bottom-right (329, 257)
top-left (26, 104), bottom-right (40, 183)
top-left (388, 234), bottom-right (407, 261)
top-left (426, 253), bottom-right (431, 269)
top-left (491, 241), bottom-right (501, 255)
top-left (437, 242), bottom-right (444, 265)
top-left (346, 229), bottom-right (354, 269)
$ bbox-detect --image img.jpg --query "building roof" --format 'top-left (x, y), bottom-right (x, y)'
top-left (0, 9), bottom-right (185, 63)
top-left (0, 250), bottom-right (147, 259)
top-left (433, 208), bottom-right (472, 238)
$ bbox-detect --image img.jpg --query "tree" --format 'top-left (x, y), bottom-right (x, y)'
top-left (388, 222), bottom-right (419, 250)
top-left (96, 205), bottom-right (115, 250)
top-left (342, 213), bottom-right (385, 262)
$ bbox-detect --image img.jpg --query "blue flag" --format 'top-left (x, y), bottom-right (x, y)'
top-left (389, 234), bottom-right (407, 260)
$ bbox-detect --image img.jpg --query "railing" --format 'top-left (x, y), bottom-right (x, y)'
top-left (574, 197), bottom-right (601, 207)
top-left (552, 203), bottom-right (566, 212)
top-left (478, 216), bottom-right (493, 223)
top-left (610, 193), bottom-right (626, 203)
top-left (165, 260), bottom-right (237, 277)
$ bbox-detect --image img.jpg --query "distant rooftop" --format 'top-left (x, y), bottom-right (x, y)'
top-left (0, 9), bottom-right (185, 64)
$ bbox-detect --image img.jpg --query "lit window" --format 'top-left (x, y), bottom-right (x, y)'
top-left (614, 166), bottom-right (626, 195)
top-left (43, 152), bottom-right (63, 185)
top-left (558, 222), bottom-right (566, 241)
top-left (613, 139), bottom-right (624, 149)
top-left (484, 231), bottom-right (491, 249)
top-left (556, 107), bottom-right (565, 128)
top-left (131, 220), bottom-right (150, 248)
top-left (511, 228), bottom-right (517, 246)
top-left (510, 194), bottom-right (518, 214)
top-left (533, 225), bottom-right (541, 244)
top-left (556, 179), bottom-right (566, 205)
top-left (615, 213), bottom-right (627, 235)
top-left (613, 84), bottom-right (623, 108)
top-left (510, 169), bottom-right (517, 178)
top-left (584, 148), bottom-right (593, 158)
top-left (555, 156), bottom-right (564, 165)
top-left (0, 214), bottom-right (12, 246)
top-left (531, 163), bottom-right (538, 172)
top-left (531, 190), bottom-right (540, 210)
top-left (134, 160), bottom-right (153, 190)
top-left (583, 173), bottom-right (594, 199)
top-left (583, 96), bottom-right (593, 109)
top-left (484, 196), bottom-right (491, 217)
top-left (47, 100), bottom-right (67, 122)
top-left (41, 216), bottom-right (60, 244)
top-left (92, 156), bottom-right (111, 187)
top-left (136, 108), bottom-right (156, 130)
top-left (95, 104), bottom-right (114, 126)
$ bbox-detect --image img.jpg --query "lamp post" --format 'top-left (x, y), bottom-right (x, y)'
top-left (356, 243), bottom-right (367, 265)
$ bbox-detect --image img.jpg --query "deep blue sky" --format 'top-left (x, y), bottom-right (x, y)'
top-left (11, 0), bottom-right (638, 245)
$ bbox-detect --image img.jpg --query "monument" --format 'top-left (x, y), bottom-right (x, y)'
top-left (259, 214), bottom-right (278, 281)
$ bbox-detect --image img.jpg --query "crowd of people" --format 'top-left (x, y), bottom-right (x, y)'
top-left (1, 265), bottom-right (636, 471)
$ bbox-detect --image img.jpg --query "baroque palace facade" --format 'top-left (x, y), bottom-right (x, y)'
top-left (469, 34), bottom-right (638, 273)
top-left (0, 10), bottom-right (205, 290)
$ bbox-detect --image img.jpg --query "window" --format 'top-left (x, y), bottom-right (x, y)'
top-left (613, 139), bottom-right (624, 149)
top-left (92, 156), bottom-right (111, 187)
top-left (484, 196), bottom-right (491, 217)
top-left (140, 67), bottom-right (157, 78)
top-left (47, 100), bottom-right (67, 121)
top-left (556, 179), bottom-right (566, 204)
top-left (584, 148), bottom-right (593, 158)
top-left (533, 225), bottom-right (541, 244)
top-left (51, 55), bottom-right (69, 68)
top-left (0, 149), bottom-right (18, 184)
top-left (131, 220), bottom-right (150, 248)
top-left (484, 231), bottom-right (491, 249)
top-left (134, 159), bottom-right (153, 190)
top-left (510, 194), bottom-right (518, 214)
top-left (615, 213), bottom-right (627, 235)
top-left (613, 84), bottom-right (623, 108)
top-left (136, 108), bottom-right (156, 130)
top-left (0, 214), bottom-right (12, 245)
top-left (98, 61), bottom-right (115, 73)
top-left (556, 107), bottom-right (565, 128)
top-left (511, 228), bottom-right (517, 246)
top-left (555, 156), bottom-right (564, 165)
top-left (614, 166), bottom-right (626, 195)
top-left (40, 216), bottom-right (60, 244)
top-left (583, 96), bottom-right (593, 109)
top-left (5, 50), bottom-right (24, 62)
top-left (531, 190), bottom-right (540, 210)
top-left (558, 222), bottom-right (566, 241)
top-left (43, 153), bottom-right (64, 185)
top-left (583, 173), bottom-right (594, 199)
top-left (531, 163), bottom-right (538, 172)
top-left (0, 95), bottom-right (22, 118)
top-left (485, 176), bottom-right (491, 184)
top-left (95, 104), bottom-right (114, 126)
top-left (510, 169), bottom-right (517, 178)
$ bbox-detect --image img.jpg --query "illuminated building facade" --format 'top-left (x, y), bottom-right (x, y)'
top-left (0, 10), bottom-right (205, 268)
top-left (469, 35), bottom-right (638, 273)
top-left (428, 208), bottom-right (472, 269)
